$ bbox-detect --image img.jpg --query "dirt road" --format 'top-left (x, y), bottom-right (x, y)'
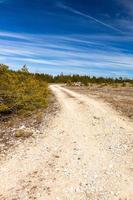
top-left (0, 85), bottom-right (133, 200)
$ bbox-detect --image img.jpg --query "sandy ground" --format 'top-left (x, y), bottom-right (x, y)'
top-left (0, 85), bottom-right (133, 200)
top-left (66, 85), bottom-right (133, 121)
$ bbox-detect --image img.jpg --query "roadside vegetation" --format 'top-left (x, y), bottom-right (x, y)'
top-left (0, 64), bottom-right (49, 118)
top-left (0, 63), bottom-right (132, 119)
top-left (0, 63), bottom-right (132, 151)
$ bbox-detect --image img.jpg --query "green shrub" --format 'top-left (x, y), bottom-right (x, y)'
top-left (0, 65), bottom-right (49, 115)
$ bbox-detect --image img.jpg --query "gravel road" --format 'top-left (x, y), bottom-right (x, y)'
top-left (0, 85), bottom-right (132, 200)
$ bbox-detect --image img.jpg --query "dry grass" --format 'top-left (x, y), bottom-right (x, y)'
top-left (15, 129), bottom-right (33, 138)
top-left (66, 84), bottom-right (133, 121)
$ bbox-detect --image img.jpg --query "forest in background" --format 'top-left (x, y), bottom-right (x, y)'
top-left (35, 72), bottom-right (133, 86)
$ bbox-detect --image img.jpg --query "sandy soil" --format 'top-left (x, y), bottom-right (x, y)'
top-left (66, 85), bottom-right (133, 121)
top-left (0, 93), bottom-right (56, 158)
top-left (0, 85), bottom-right (132, 200)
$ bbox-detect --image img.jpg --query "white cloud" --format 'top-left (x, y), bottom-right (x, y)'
top-left (0, 31), bottom-right (132, 77)
top-left (58, 3), bottom-right (124, 34)
top-left (115, 0), bottom-right (133, 34)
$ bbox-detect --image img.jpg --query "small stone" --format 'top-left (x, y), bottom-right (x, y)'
top-left (54, 155), bottom-right (60, 158)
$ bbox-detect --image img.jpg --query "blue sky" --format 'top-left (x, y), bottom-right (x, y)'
top-left (0, 0), bottom-right (133, 77)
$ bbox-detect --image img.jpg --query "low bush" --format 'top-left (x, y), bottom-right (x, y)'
top-left (0, 64), bottom-right (49, 116)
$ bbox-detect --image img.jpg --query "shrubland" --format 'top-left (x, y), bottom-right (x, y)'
top-left (0, 64), bottom-right (49, 117)
top-left (0, 63), bottom-right (132, 117)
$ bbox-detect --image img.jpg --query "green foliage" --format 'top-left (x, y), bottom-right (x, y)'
top-left (0, 65), bottom-right (49, 115)
top-left (0, 64), bottom-right (9, 72)
top-left (67, 79), bottom-right (72, 86)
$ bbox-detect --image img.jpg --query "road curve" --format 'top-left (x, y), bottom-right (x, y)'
top-left (0, 85), bottom-right (132, 200)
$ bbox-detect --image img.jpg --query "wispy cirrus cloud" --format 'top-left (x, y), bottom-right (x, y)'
top-left (115, 0), bottom-right (133, 34)
top-left (57, 3), bottom-right (124, 34)
top-left (0, 1), bottom-right (132, 77)
top-left (117, 0), bottom-right (133, 17)
top-left (0, 31), bottom-right (29, 40)
top-left (0, 31), bottom-right (133, 77)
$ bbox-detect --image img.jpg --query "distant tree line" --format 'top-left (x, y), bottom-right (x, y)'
top-left (1, 64), bottom-right (132, 87)
top-left (35, 73), bottom-right (133, 86)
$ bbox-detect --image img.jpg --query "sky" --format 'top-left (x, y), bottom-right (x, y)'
top-left (0, 0), bottom-right (133, 77)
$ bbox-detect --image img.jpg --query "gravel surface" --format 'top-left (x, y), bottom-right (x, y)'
top-left (66, 85), bottom-right (133, 121)
top-left (0, 85), bottom-right (132, 200)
